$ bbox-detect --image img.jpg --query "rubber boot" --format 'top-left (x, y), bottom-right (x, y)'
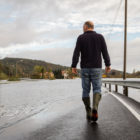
top-left (82, 97), bottom-right (91, 121)
top-left (91, 93), bottom-right (102, 121)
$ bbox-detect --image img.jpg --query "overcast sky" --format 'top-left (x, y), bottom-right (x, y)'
top-left (0, 0), bottom-right (140, 73)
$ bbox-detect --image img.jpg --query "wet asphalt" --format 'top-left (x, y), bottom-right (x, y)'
top-left (0, 93), bottom-right (140, 140)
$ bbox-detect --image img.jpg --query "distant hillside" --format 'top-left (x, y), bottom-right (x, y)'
top-left (0, 57), bottom-right (139, 79)
top-left (102, 69), bottom-right (124, 75)
top-left (102, 68), bottom-right (140, 78)
top-left (0, 57), bottom-right (69, 75)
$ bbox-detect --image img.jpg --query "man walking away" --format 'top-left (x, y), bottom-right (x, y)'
top-left (71, 21), bottom-right (111, 122)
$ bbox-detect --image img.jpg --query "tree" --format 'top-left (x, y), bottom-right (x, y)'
top-left (0, 62), bottom-right (2, 73)
top-left (53, 69), bottom-right (63, 79)
top-left (33, 65), bottom-right (46, 79)
top-left (40, 67), bottom-right (45, 79)
top-left (33, 65), bottom-right (42, 73)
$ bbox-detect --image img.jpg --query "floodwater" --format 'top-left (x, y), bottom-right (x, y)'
top-left (0, 78), bottom-right (139, 132)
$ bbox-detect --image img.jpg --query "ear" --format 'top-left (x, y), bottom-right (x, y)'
top-left (85, 25), bottom-right (88, 30)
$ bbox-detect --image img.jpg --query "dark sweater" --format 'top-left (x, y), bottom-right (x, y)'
top-left (71, 30), bottom-right (111, 68)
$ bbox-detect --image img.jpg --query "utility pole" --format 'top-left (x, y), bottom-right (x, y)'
top-left (123, 0), bottom-right (128, 96)
top-left (123, 0), bottom-right (127, 80)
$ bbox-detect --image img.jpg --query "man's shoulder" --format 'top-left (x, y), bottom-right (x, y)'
top-left (96, 33), bottom-right (104, 38)
top-left (78, 33), bottom-right (84, 38)
top-left (76, 34), bottom-right (84, 41)
top-left (77, 32), bottom-right (91, 39)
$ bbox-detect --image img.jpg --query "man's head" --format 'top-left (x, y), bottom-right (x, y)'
top-left (83, 21), bottom-right (94, 32)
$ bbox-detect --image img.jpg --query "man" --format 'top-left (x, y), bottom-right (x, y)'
top-left (71, 21), bottom-right (111, 122)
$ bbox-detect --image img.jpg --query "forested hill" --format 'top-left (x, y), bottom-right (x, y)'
top-left (0, 57), bottom-right (69, 74)
top-left (0, 57), bottom-right (139, 78)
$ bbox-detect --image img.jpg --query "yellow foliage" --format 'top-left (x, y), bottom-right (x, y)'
top-left (102, 74), bottom-right (107, 78)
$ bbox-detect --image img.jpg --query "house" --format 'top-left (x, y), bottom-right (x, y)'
top-left (61, 70), bottom-right (69, 79)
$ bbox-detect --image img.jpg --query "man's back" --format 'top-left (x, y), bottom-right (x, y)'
top-left (71, 30), bottom-right (111, 69)
top-left (71, 21), bottom-right (111, 122)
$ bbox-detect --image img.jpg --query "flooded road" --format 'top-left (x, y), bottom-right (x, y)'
top-left (0, 78), bottom-right (139, 133)
top-left (0, 78), bottom-right (83, 131)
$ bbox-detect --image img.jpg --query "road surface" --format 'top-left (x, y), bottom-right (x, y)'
top-left (0, 91), bottom-right (140, 140)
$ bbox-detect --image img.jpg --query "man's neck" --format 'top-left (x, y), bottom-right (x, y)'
top-left (84, 29), bottom-right (94, 33)
top-left (86, 29), bottom-right (93, 31)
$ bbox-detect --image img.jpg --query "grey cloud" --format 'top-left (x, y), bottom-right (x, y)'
top-left (0, 17), bottom-right (38, 47)
top-left (0, 0), bottom-right (139, 44)
top-left (0, 0), bottom-right (140, 69)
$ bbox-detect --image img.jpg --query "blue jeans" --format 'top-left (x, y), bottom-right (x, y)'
top-left (80, 68), bottom-right (102, 98)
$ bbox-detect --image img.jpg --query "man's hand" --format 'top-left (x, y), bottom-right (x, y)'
top-left (105, 66), bottom-right (111, 73)
top-left (72, 68), bottom-right (77, 74)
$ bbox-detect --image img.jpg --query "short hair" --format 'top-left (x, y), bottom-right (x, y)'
top-left (84, 21), bottom-right (94, 29)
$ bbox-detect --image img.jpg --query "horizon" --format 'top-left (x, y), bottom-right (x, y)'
top-left (1, 56), bottom-right (135, 74)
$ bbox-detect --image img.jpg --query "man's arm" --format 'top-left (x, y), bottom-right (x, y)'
top-left (71, 36), bottom-right (81, 68)
top-left (100, 34), bottom-right (111, 67)
top-left (100, 34), bottom-right (111, 73)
